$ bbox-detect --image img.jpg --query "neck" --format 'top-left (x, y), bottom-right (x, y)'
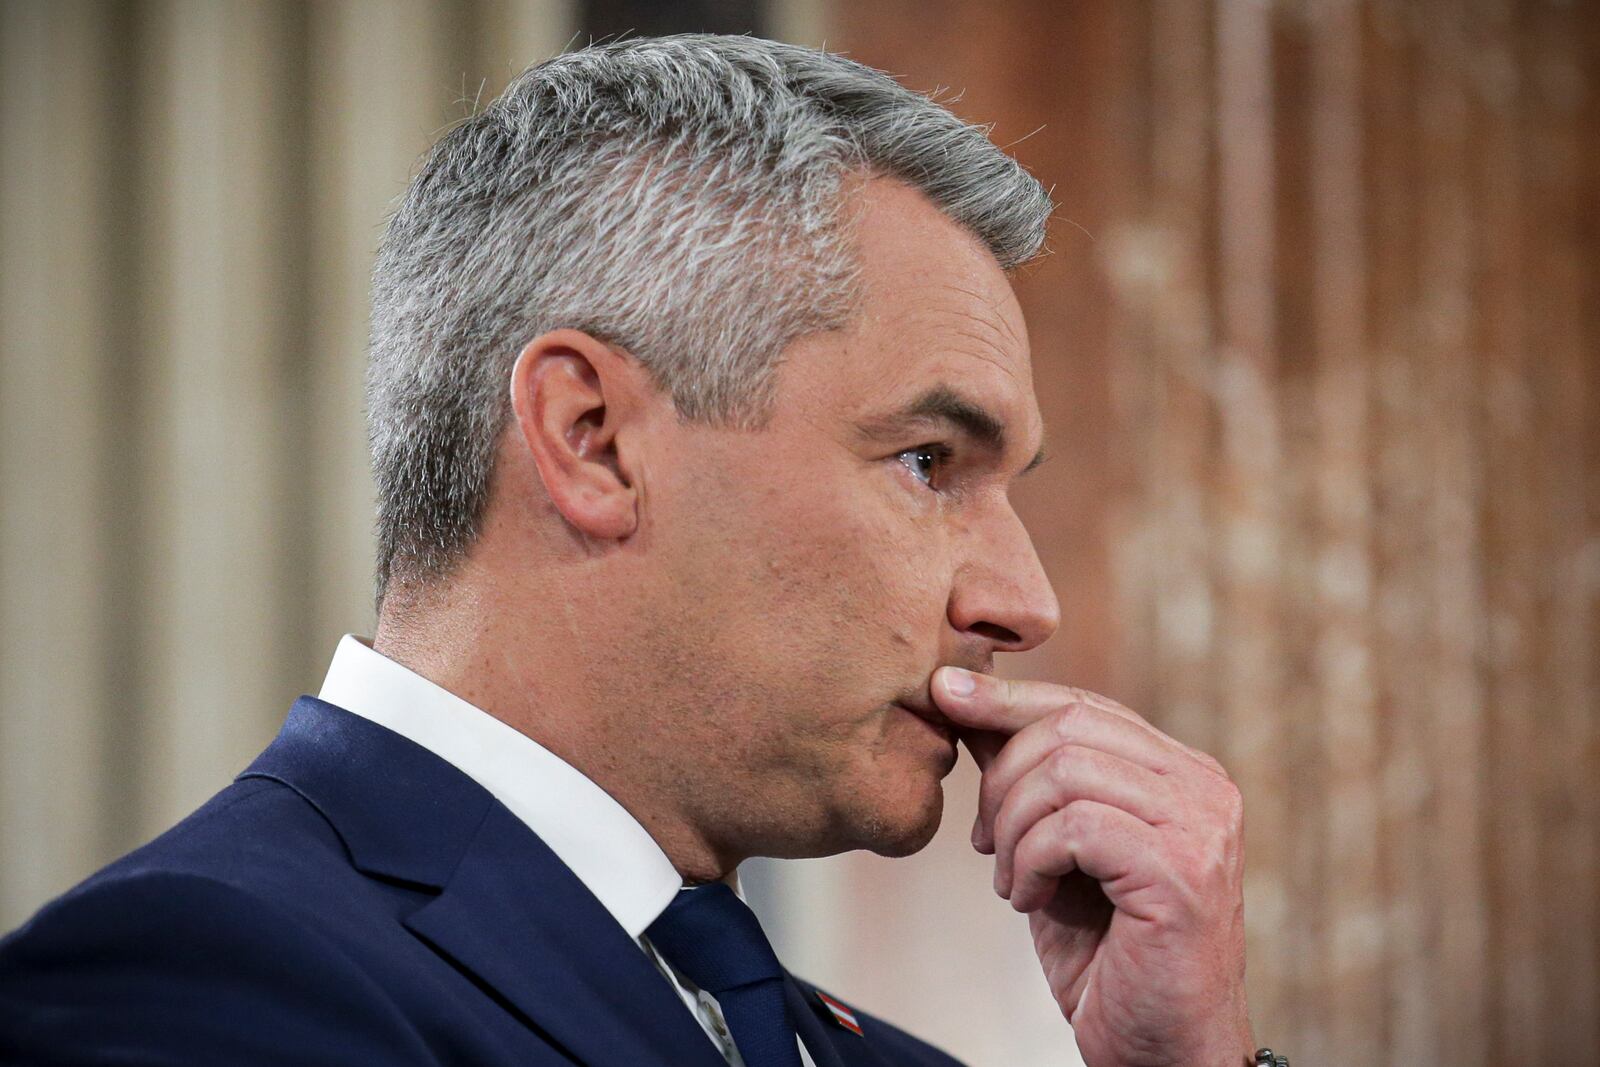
top-left (372, 572), bottom-right (742, 885)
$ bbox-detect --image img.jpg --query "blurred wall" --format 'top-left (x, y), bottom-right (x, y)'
top-left (1, 3), bottom-right (1597, 1066)
top-left (822, 2), bottom-right (1599, 1064)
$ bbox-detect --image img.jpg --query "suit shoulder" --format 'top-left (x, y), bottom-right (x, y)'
top-left (0, 868), bottom-right (433, 1064)
top-left (98, 775), bottom-right (346, 879)
top-left (791, 975), bottom-right (969, 1067)
top-left (64, 774), bottom-right (383, 932)
top-left (5, 866), bottom-right (314, 960)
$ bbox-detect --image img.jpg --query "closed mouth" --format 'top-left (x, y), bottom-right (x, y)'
top-left (893, 701), bottom-right (956, 744)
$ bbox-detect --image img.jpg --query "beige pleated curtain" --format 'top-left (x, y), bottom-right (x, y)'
top-left (2, 3), bottom-right (1596, 1066)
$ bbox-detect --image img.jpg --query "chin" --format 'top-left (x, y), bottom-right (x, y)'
top-left (855, 777), bottom-right (946, 859)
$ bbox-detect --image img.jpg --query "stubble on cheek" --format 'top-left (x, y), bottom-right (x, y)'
top-left (655, 448), bottom-right (948, 855)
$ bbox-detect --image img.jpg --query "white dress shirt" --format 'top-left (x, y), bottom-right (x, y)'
top-left (318, 635), bottom-right (816, 1067)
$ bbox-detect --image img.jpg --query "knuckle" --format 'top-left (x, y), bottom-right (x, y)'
top-left (1056, 799), bottom-right (1094, 843)
top-left (1019, 817), bottom-right (1064, 869)
top-left (1050, 701), bottom-right (1087, 741)
top-left (1218, 780), bottom-right (1245, 826)
top-left (1060, 685), bottom-right (1092, 706)
top-left (1190, 814), bottom-right (1242, 884)
top-left (1119, 703), bottom-right (1154, 728)
top-left (1049, 806), bottom-right (1100, 857)
top-left (1191, 746), bottom-right (1231, 780)
top-left (1198, 833), bottom-right (1237, 891)
top-left (1048, 744), bottom-right (1088, 783)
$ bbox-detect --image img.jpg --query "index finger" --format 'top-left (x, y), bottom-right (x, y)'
top-left (933, 668), bottom-right (1226, 776)
top-left (933, 668), bottom-right (1148, 735)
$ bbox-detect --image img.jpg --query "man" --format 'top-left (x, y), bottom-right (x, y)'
top-left (0, 34), bottom-right (1259, 1067)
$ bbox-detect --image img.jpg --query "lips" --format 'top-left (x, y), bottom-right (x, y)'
top-left (893, 700), bottom-right (956, 742)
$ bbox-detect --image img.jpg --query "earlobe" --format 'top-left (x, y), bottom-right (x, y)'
top-left (508, 330), bottom-right (641, 542)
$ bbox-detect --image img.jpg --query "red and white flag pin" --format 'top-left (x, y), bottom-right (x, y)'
top-left (814, 990), bottom-right (863, 1036)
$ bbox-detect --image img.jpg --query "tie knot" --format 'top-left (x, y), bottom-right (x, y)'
top-left (645, 882), bottom-right (784, 995)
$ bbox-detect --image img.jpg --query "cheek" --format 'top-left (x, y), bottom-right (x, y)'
top-left (661, 448), bottom-right (954, 701)
top-left (758, 483), bottom-right (952, 665)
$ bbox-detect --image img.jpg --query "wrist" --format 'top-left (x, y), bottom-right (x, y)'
top-left (1203, 1011), bottom-right (1256, 1067)
top-left (1212, 1006), bottom-right (1255, 1067)
top-left (1155, 1024), bottom-right (1255, 1067)
top-left (1155, 1003), bottom-right (1253, 1067)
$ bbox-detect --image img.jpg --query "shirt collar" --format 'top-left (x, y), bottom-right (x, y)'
top-left (317, 634), bottom-right (693, 939)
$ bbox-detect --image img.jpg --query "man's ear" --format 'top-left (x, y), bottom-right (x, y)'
top-left (508, 329), bottom-right (649, 541)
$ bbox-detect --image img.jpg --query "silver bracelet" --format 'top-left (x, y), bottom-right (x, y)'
top-left (1253, 1049), bottom-right (1289, 1067)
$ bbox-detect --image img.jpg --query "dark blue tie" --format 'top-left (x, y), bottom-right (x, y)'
top-left (645, 882), bottom-right (805, 1067)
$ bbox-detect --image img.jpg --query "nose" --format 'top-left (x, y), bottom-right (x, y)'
top-left (947, 502), bottom-right (1060, 654)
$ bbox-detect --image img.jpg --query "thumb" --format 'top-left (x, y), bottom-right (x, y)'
top-left (931, 666), bottom-right (1031, 733)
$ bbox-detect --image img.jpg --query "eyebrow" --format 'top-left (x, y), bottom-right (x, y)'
top-left (853, 384), bottom-right (1050, 477)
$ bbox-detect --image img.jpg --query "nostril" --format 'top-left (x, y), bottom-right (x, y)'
top-left (969, 621), bottom-right (1022, 645)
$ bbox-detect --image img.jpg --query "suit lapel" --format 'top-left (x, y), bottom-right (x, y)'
top-left (405, 802), bottom-right (726, 1067)
top-left (786, 974), bottom-right (850, 1067)
top-left (785, 974), bottom-right (885, 1067)
top-left (241, 698), bottom-right (725, 1067)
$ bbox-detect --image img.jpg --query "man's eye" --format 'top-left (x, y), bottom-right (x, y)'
top-left (896, 443), bottom-right (954, 490)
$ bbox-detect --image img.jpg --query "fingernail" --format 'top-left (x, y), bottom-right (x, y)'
top-left (942, 667), bottom-right (976, 697)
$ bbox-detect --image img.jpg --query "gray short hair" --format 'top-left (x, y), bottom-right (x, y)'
top-left (367, 33), bottom-right (1052, 607)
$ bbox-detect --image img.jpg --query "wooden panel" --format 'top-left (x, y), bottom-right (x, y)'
top-left (1118, 0), bottom-right (1221, 759)
top-left (1416, 4), bottom-right (1491, 1063)
top-left (1525, 0), bottom-right (1599, 1053)
top-left (1213, 0), bottom-right (1292, 1037)
top-left (767, 0), bottom-right (825, 49)
top-left (1360, 9), bottom-right (1422, 1064)
top-left (813, 2), bottom-right (1600, 1064)
top-left (1268, 6), bottom-right (1326, 1056)
top-left (1472, 1), bottom-right (1541, 1060)
top-left (1306, 1), bottom-right (1382, 1062)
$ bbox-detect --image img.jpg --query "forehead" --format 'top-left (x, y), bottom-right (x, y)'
top-left (796, 178), bottom-right (1040, 443)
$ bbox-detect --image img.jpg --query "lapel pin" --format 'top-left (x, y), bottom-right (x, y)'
top-left (815, 990), bottom-right (864, 1036)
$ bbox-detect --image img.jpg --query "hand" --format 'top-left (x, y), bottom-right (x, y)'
top-left (931, 667), bottom-right (1254, 1067)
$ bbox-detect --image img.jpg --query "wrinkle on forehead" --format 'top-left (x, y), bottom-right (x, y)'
top-left (879, 301), bottom-right (1032, 392)
top-left (936, 279), bottom-right (1028, 355)
top-left (843, 176), bottom-right (1030, 355)
top-left (800, 176), bottom-right (1039, 437)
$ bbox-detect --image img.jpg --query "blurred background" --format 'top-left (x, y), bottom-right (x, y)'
top-left (1, 1), bottom-right (1596, 1064)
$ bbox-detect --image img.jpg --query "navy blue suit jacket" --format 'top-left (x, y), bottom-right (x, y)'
top-left (0, 697), bottom-right (966, 1066)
